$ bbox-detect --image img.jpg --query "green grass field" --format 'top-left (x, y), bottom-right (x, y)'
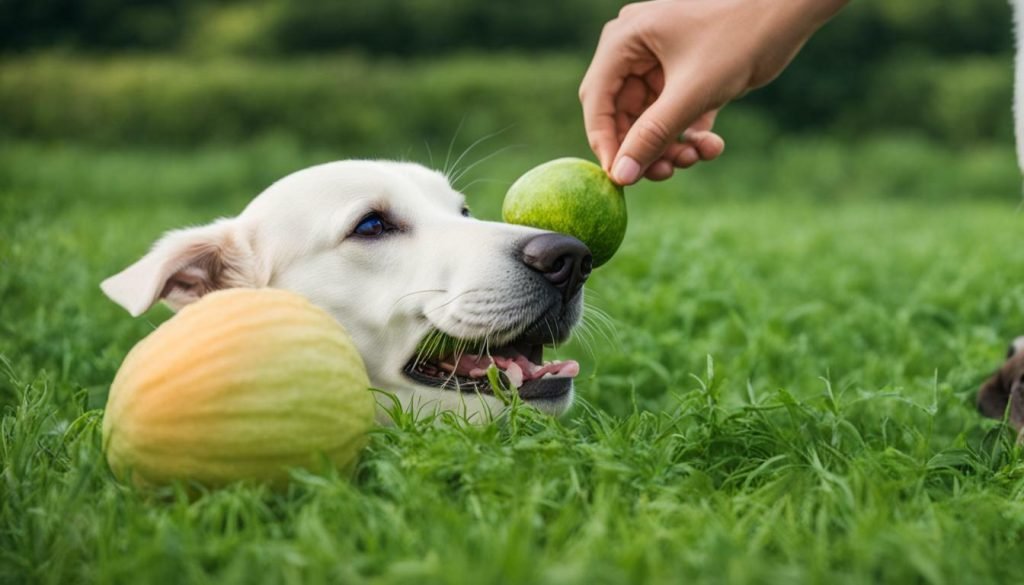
top-left (4, 135), bottom-right (1024, 584)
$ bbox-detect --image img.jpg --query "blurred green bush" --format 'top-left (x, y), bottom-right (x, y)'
top-left (2, 0), bottom-right (1008, 58)
top-left (0, 0), bottom-right (1014, 148)
top-left (0, 54), bottom-right (589, 152)
top-left (0, 51), bottom-right (1012, 151)
top-left (268, 0), bottom-right (623, 56)
top-left (852, 54), bottom-right (1013, 144)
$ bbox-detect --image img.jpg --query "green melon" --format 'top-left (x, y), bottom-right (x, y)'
top-left (502, 157), bottom-right (627, 267)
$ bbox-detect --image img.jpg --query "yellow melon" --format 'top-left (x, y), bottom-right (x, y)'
top-left (102, 288), bottom-right (373, 488)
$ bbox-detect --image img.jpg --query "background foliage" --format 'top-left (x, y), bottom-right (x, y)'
top-left (0, 0), bottom-right (1016, 148)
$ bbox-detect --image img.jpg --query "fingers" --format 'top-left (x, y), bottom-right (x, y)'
top-left (680, 130), bottom-right (726, 164)
top-left (641, 130), bottom-right (726, 181)
top-left (644, 159), bottom-right (674, 181)
top-left (674, 145), bottom-right (700, 168)
top-left (579, 25), bottom-right (637, 172)
top-left (687, 109), bottom-right (719, 133)
top-left (579, 83), bottom-right (621, 173)
top-left (610, 81), bottom-right (707, 185)
top-left (614, 76), bottom-right (649, 143)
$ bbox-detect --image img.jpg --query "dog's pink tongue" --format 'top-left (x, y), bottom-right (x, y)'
top-left (453, 353), bottom-right (580, 388)
top-left (455, 354), bottom-right (493, 378)
top-left (452, 353), bottom-right (580, 387)
top-left (532, 361), bottom-right (580, 378)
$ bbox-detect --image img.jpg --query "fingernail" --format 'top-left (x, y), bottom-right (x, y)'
top-left (612, 156), bottom-right (641, 185)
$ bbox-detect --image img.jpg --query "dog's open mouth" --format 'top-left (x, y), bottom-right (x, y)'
top-left (402, 333), bottom-right (579, 401)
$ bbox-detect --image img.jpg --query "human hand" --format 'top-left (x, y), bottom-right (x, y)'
top-left (579, 0), bottom-right (848, 185)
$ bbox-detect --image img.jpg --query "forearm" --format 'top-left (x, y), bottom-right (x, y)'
top-left (745, 0), bottom-right (850, 89)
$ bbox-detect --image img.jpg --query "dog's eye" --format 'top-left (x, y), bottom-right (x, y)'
top-left (461, 206), bottom-right (471, 217)
top-left (1008, 344), bottom-right (1017, 359)
top-left (353, 213), bottom-right (387, 237)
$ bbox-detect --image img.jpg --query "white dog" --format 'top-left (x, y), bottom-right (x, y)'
top-left (1016, 0), bottom-right (1024, 177)
top-left (101, 161), bottom-right (592, 422)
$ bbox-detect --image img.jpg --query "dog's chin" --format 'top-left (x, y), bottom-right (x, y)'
top-left (382, 381), bottom-right (574, 424)
top-left (511, 383), bottom-right (575, 417)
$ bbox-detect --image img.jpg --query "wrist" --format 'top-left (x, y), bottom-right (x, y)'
top-left (773, 0), bottom-right (849, 30)
top-left (739, 0), bottom-right (848, 88)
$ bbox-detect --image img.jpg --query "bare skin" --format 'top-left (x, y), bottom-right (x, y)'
top-left (580, 0), bottom-right (849, 185)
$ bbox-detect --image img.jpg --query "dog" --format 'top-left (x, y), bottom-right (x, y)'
top-left (981, 1), bottom-right (1024, 434)
top-left (977, 337), bottom-right (1024, 438)
top-left (101, 160), bottom-right (591, 422)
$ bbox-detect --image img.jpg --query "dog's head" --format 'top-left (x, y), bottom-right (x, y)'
top-left (101, 161), bottom-right (591, 421)
top-left (977, 336), bottom-right (1024, 434)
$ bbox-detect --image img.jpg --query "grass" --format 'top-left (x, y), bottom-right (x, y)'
top-left (3, 134), bottom-right (1024, 584)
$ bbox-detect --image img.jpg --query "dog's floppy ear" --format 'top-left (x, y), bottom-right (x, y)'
top-left (100, 219), bottom-right (263, 316)
top-left (977, 353), bottom-right (1024, 431)
top-left (977, 369), bottom-right (1011, 421)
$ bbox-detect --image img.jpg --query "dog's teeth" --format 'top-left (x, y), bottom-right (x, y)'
top-left (504, 362), bottom-right (524, 388)
top-left (416, 362), bottom-right (439, 377)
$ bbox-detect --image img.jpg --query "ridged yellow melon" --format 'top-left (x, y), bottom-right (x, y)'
top-left (102, 288), bottom-right (374, 488)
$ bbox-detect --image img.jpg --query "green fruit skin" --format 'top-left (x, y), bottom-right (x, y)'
top-left (502, 157), bottom-right (626, 267)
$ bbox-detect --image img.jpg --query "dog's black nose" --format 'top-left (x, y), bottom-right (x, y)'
top-left (520, 233), bottom-right (592, 301)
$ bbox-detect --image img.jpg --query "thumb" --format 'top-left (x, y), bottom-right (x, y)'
top-left (612, 85), bottom-right (706, 185)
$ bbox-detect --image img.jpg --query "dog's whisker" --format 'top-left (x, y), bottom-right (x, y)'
top-left (581, 287), bottom-right (612, 303)
top-left (582, 301), bottom-right (620, 332)
top-left (584, 301), bottom-right (611, 317)
top-left (422, 289), bottom-right (487, 316)
top-left (569, 321), bottom-right (593, 355)
top-left (580, 313), bottom-right (612, 354)
top-left (541, 317), bottom-right (559, 351)
top-left (412, 332), bottom-right (434, 366)
top-left (452, 142), bottom-right (520, 187)
top-left (451, 144), bottom-right (523, 190)
top-left (458, 177), bottom-right (503, 193)
top-left (572, 322), bottom-right (598, 360)
top-left (379, 289), bottom-right (449, 333)
top-left (424, 139), bottom-right (434, 168)
top-left (443, 116), bottom-right (467, 178)
top-left (374, 289), bottom-right (452, 348)
top-left (388, 288), bottom-right (449, 313)
top-left (483, 322), bottom-right (500, 361)
top-left (582, 307), bottom-right (617, 337)
top-left (581, 309), bottom-right (620, 350)
top-left (581, 315), bottom-right (612, 346)
top-left (447, 126), bottom-right (514, 185)
top-left (409, 329), bottom-right (440, 371)
top-left (440, 340), bottom-right (472, 389)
